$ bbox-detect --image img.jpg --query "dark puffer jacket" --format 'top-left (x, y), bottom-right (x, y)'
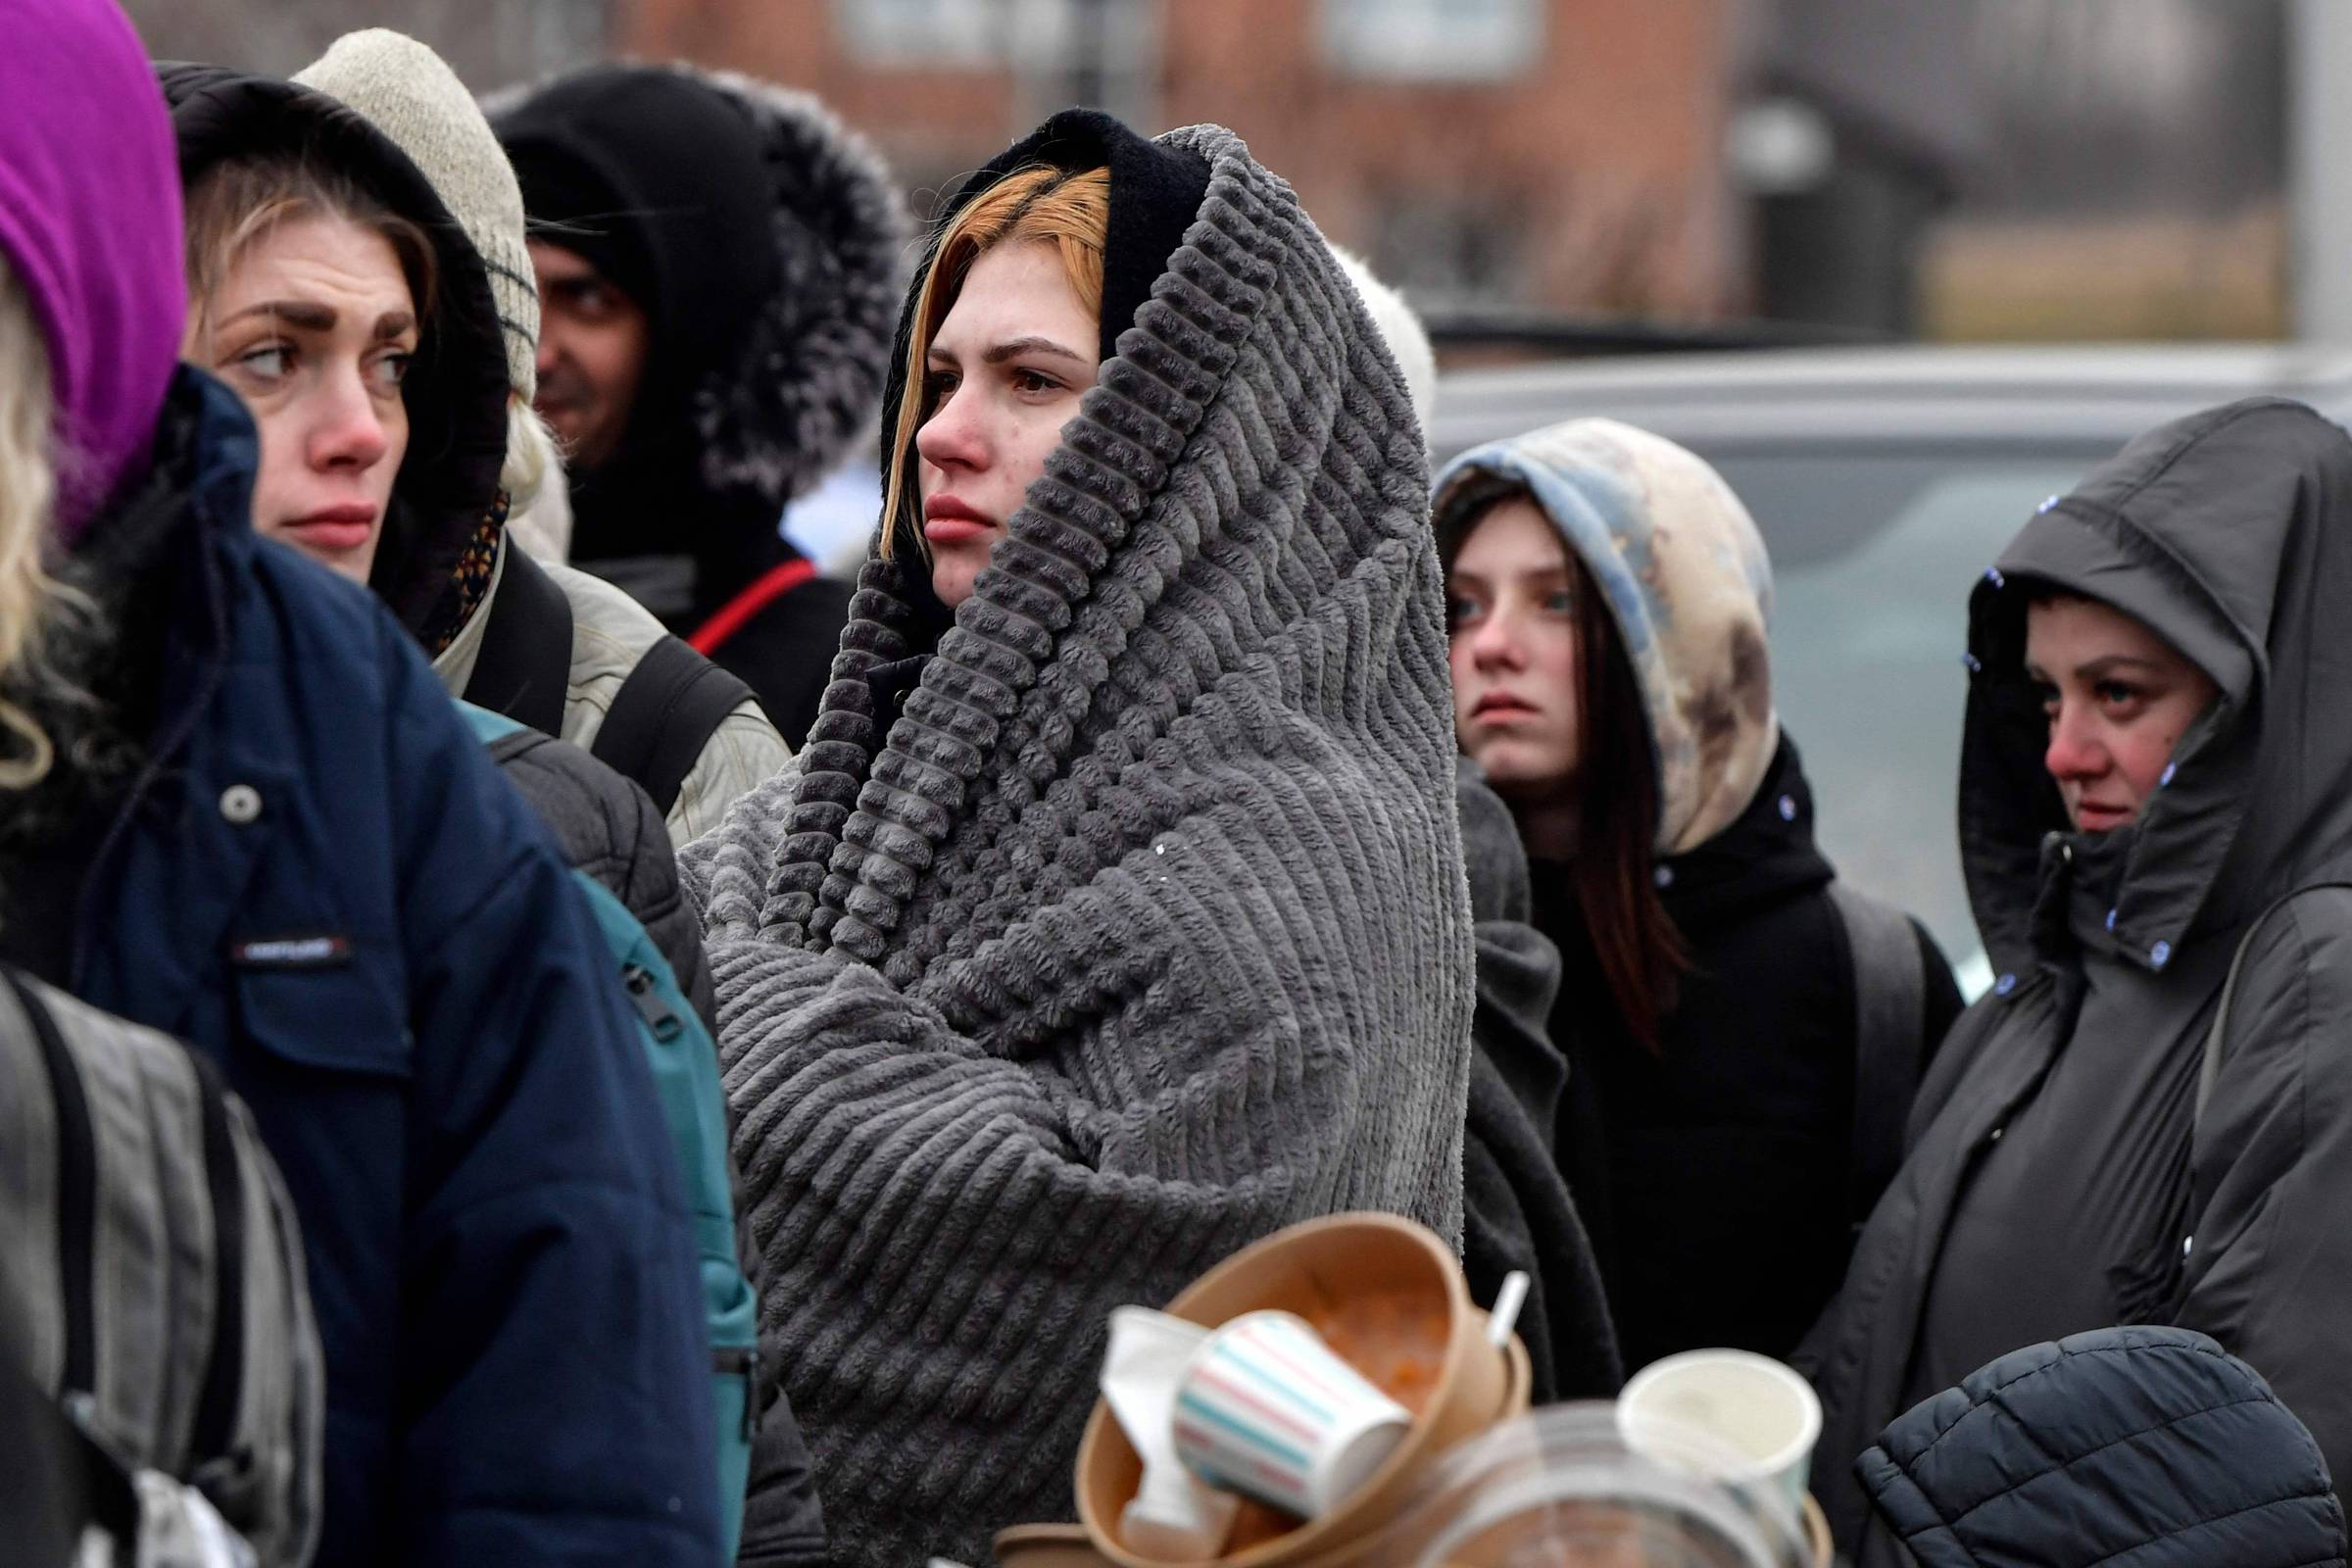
top-left (1860, 1326), bottom-right (2346, 1568)
top-left (1805, 399), bottom-right (2352, 1562)
top-left (475, 718), bottom-right (715, 1024)
top-left (21, 369), bottom-right (721, 1566)
top-left (471, 714), bottom-right (830, 1564)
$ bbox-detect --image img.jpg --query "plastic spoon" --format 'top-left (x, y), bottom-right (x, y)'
top-left (1489, 1270), bottom-right (1530, 1349)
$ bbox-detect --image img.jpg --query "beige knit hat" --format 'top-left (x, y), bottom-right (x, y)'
top-left (295, 29), bottom-right (538, 402)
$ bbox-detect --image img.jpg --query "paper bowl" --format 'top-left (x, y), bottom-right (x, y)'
top-left (1075, 1212), bottom-right (1525, 1568)
top-left (994, 1522), bottom-right (1119, 1566)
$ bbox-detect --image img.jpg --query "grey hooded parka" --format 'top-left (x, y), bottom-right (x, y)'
top-left (1804, 398), bottom-right (2352, 1560)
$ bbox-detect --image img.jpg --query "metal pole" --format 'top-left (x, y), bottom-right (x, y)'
top-left (1070, 0), bottom-right (1106, 108)
top-left (2290, 0), bottom-right (2352, 341)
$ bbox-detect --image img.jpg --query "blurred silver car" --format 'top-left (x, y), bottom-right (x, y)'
top-left (1431, 344), bottom-right (2352, 991)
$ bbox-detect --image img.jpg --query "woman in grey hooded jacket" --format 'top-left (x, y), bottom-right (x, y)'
top-left (681, 110), bottom-right (1473, 1566)
top-left (1805, 397), bottom-right (2352, 1561)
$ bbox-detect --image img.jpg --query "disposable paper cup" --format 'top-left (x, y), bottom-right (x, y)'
top-left (1618, 1350), bottom-right (1823, 1514)
top-left (1173, 1311), bottom-right (1411, 1519)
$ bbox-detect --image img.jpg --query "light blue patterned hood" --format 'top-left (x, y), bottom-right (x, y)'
top-left (1434, 417), bottom-right (1779, 854)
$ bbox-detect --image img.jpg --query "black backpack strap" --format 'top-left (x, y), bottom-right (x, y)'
top-left (1828, 882), bottom-right (1928, 1232)
top-left (7, 969), bottom-right (97, 1397)
top-left (590, 635), bottom-right (754, 817)
top-left (464, 546), bottom-right (574, 739)
top-left (0, 1354), bottom-right (137, 1566)
top-left (183, 1048), bottom-right (245, 1465)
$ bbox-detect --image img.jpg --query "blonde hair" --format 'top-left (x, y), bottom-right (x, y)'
top-left (879, 164), bottom-right (1108, 560)
top-left (0, 264), bottom-right (74, 788)
top-left (501, 397), bottom-right (573, 563)
top-left (502, 396), bottom-right (556, 514)
top-left (181, 152), bottom-right (437, 354)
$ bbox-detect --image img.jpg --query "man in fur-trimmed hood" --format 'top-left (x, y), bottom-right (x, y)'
top-left (490, 65), bottom-right (908, 749)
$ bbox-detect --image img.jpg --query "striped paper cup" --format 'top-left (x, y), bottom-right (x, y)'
top-left (1172, 1309), bottom-right (1412, 1520)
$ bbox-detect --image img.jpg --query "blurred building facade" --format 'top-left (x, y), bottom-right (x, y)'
top-left (126, 0), bottom-right (607, 85)
top-left (624, 0), bottom-right (1749, 323)
top-left (122, 0), bottom-right (2294, 345)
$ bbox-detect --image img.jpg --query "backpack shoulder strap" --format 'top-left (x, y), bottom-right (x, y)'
top-left (590, 635), bottom-right (755, 818)
top-left (1828, 881), bottom-right (1929, 1229)
top-left (180, 1047), bottom-right (246, 1466)
top-left (464, 545), bottom-right (574, 740)
top-left (2196, 880), bottom-right (2352, 1128)
top-left (5, 968), bottom-right (97, 1397)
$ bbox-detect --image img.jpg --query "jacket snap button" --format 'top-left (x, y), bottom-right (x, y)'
top-left (1987, 1126), bottom-right (2005, 1143)
top-left (219, 784), bottom-right (263, 825)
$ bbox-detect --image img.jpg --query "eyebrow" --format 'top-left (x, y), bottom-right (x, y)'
top-left (1448, 564), bottom-right (1572, 592)
top-left (221, 300), bottom-right (336, 331)
top-left (218, 301), bottom-right (416, 341)
top-left (929, 335), bottom-right (1093, 368)
top-left (2024, 654), bottom-right (2167, 683)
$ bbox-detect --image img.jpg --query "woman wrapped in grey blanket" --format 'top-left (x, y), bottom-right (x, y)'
top-left (681, 108), bottom-right (1476, 1566)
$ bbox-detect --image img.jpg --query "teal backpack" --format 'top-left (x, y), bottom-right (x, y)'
top-left (457, 703), bottom-right (756, 1556)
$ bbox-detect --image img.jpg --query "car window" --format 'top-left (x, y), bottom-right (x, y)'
top-left (1706, 455), bottom-right (2103, 995)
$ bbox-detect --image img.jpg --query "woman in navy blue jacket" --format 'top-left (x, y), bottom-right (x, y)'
top-left (0, 3), bottom-right (721, 1562)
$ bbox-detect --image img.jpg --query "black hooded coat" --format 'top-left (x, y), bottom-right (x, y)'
top-left (491, 65), bottom-right (906, 747)
top-left (162, 65), bottom-right (509, 655)
top-left (1804, 398), bottom-right (2352, 1562)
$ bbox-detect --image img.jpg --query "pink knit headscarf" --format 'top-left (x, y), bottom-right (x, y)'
top-left (0, 0), bottom-right (188, 542)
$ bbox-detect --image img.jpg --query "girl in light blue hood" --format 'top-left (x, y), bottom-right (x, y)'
top-left (1433, 418), bottom-right (1963, 1374)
